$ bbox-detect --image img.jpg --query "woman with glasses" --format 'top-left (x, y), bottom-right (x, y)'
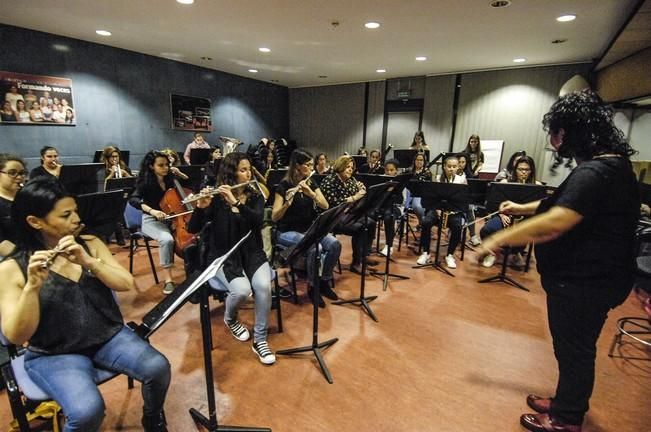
top-left (101, 146), bottom-right (132, 182)
top-left (0, 154), bottom-right (27, 257)
top-left (272, 149), bottom-right (340, 308)
top-left (479, 155), bottom-right (540, 268)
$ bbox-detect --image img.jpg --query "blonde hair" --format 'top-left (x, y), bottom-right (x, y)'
top-left (331, 155), bottom-right (355, 174)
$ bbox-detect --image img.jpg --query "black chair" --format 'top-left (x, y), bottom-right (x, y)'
top-left (123, 202), bottom-right (159, 284)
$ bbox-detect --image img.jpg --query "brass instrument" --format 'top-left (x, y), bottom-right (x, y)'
top-left (441, 210), bottom-right (450, 232)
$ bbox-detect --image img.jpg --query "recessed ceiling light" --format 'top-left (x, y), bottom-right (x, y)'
top-left (513, 58), bottom-right (526, 63)
top-left (177, 0), bottom-right (194, 4)
top-left (318, 75), bottom-right (328, 78)
top-left (95, 30), bottom-right (111, 36)
top-left (259, 47), bottom-right (271, 53)
top-left (52, 43), bottom-right (70, 52)
top-left (556, 14), bottom-right (576, 22)
top-left (365, 22), bottom-right (380, 29)
top-left (248, 69), bottom-right (258, 73)
top-left (415, 56), bottom-right (427, 61)
top-left (376, 69), bottom-right (386, 73)
top-left (489, 0), bottom-right (511, 8)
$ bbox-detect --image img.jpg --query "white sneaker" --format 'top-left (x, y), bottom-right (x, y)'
top-left (252, 341), bottom-right (276, 365)
top-left (225, 320), bottom-right (250, 342)
top-left (481, 254), bottom-right (496, 268)
top-left (416, 252), bottom-right (431, 265)
top-left (445, 254), bottom-right (457, 269)
top-left (470, 235), bottom-right (481, 246)
top-left (379, 245), bottom-right (394, 257)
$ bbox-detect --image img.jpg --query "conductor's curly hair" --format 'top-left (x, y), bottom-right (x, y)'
top-left (542, 90), bottom-right (636, 161)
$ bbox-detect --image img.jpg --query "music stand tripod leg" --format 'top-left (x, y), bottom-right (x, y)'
top-left (477, 249), bottom-right (529, 292)
top-left (277, 237), bottom-right (339, 383)
top-left (371, 246), bottom-right (410, 291)
top-left (189, 285), bottom-right (271, 431)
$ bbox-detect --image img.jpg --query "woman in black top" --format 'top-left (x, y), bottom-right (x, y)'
top-left (272, 149), bottom-right (340, 307)
top-left (479, 91), bottom-right (638, 432)
top-left (0, 178), bottom-right (170, 432)
top-left (188, 152), bottom-right (275, 365)
top-left (129, 151), bottom-right (179, 295)
top-left (29, 146), bottom-right (61, 180)
top-left (314, 152), bottom-right (332, 175)
top-left (0, 154), bottom-right (27, 257)
top-left (463, 134), bottom-right (484, 176)
top-left (320, 155), bottom-right (377, 275)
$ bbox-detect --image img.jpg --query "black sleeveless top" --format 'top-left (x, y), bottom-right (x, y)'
top-left (14, 246), bottom-right (123, 355)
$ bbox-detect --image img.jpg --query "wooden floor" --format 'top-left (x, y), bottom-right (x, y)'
top-left (2, 229), bottom-right (651, 431)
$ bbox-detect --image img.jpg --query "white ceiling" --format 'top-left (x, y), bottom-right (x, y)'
top-left (0, 0), bottom-right (640, 88)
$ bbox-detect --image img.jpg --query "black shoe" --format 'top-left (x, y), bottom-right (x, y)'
top-left (278, 287), bottom-right (293, 299)
top-left (307, 286), bottom-right (326, 308)
top-left (349, 263), bottom-right (369, 275)
top-left (320, 280), bottom-right (339, 300)
top-left (142, 411), bottom-right (167, 432)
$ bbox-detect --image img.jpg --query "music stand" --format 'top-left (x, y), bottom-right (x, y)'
top-left (105, 177), bottom-right (136, 194)
top-left (76, 190), bottom-right (127, 240)
top-left (59, 163), bottom-right (104, 195)
top-left (190, 148), bottom-right (212, 165)
top-left (265, 168), bottom-right (288, 189)
top-left (276, 204), bottom-right (349, 384)
top-left (393, 149), bottom-right (430, 169)
top-left (351, 155), bottom-right (367, 171)
top-left (177, 165), bottom-right (206, 192)
top-left (408, 181), bottom-right (470, 277)
top-left (332, 182), bottom-right (395, 321)
top-left (93, 149), bottom-right (130, 166)
top-left (478, 182), bottom-right (554, 291)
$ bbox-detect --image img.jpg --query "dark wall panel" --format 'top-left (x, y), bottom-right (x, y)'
top-left (0, 24), bottom-right (288, 169)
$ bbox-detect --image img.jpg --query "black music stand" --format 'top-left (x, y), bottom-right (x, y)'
top-left (394, 149), bottom-right (430, 169)
top-left (332, 182), bottom-right (395, 321)
top-left (190, 148), bottom-right (212, 165)
top-left (276, 204), bottom-right (349, 384)
top-left (357, 174), bottom-right (412, 291)
top-left (76, 190), bottom-right (127, 240)
top-left (351, 155), bottom-right (367, 171)
top-left (59, 163), bottom-right (104, 195)
top-left (409, 181), bottom-right (470, 277)
top-left (478, 183), bottom-right (553, 291)
top-left (177, 165), bottom-right (206, 192)
top-left (265, 168), bottom-right (288, 189)
top-left (105, 176), bottom-right (136, 193)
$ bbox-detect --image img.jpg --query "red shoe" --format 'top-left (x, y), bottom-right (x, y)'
top-left (526, 394), bottom-right (552, 414)
top-left (520, 413), bottom-right (582, 432)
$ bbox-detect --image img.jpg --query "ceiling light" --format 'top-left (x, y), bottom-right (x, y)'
top-left (489, 0), bottom-right (511, 8)
top-left (259, 47), bottom-right (271, 53)
top-left (177, 0), bottom-right (194, 4)
top-left (52, 43), bottom-right (70, 52)
top-left (318, 75), bottom-right (328, 78)
top-left (248, 69), bottom-right (258, 73)
top-left (95, 30), bottom-right (111, 36)
top-left (376, 69), bottom-right (386, 73)
top-left (415, 56), bottom-right (427, 61)
top-left (556, 14), bottom-right (576, 22)
top-left (513, 58), bottom-right (526, 63)
top-left (551, 38), bottom-right (568, 44)
top-left (365, 22), bottom-right (380, 29)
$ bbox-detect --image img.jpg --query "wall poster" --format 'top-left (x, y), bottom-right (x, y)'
top-left (170, 93), bottom-right (212, 131)
top-left (0, 71), bottom-right (76, 125)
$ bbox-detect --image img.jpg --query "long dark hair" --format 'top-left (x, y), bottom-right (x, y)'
top-left (411, 131), bottom-right (427, 147)
top-left (463, 135), bottom-right (481, 156)
top-left (507, 155), bottom-right (537, 184)
top-left (101, 145), bottom-right (130, 177)
top-left (216, 152), bottom-right (259, 196)
top-left (543, 90), bottom-right (636, 161)
top-left (456, 152), bottom-right (473, 178)
top-left (285, 149), bottom-right (313, 186)
top-left (39, 146), bottom-right (57, 166)
top-left (12, 178), bottom-right (73, 252)
top-left (504, 150), bottom-right (527, 175)
top-left (136, 150), bottom-right (172, 189)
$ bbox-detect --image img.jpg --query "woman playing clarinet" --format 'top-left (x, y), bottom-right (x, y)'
top-left (0, 153), bottom-right (27, 258)
top-left (188, 152), bottom-right (276, 365)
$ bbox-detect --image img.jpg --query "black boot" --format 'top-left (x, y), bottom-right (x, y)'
top-left (142, 411), bottom-right (167, 432)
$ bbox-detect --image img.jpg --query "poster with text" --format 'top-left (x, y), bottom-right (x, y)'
top-left (0, 71), bottom-right (76, 125)
top-left (170, 94), bottom-right (212, 131)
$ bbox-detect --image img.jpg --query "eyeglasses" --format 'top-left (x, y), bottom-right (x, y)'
top-left (0, 170), bottom-right (28, 178)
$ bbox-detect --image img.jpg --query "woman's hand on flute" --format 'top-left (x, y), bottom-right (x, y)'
top-left (193, 187), bottom-right (214, 209)
top-left (219, 185), bottom-right (238, 206)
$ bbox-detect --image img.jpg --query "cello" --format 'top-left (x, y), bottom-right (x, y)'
top-left (159, 179), bottom-right (196, 258)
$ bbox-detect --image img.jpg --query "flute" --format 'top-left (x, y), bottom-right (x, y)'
top-left (285, 171), bottom-right (315, 201)
top-left (41, 223), bottom-right (86, 268)
top-left (181, 180), bottom-right (259, 205)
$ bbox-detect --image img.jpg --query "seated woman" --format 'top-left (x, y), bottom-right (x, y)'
top-left (0, 178), bottom-right (170, 432)
top-left (494, 150), bottom-right (527, 182)
top-left (29, 146), bottom-right (61, 180)
top-left (314, 152), bottom-right (332, 175)
top-left (0, 154), bottom-right (27, 258)
top-left (129, 151), bottom-right (182, 295)
top-left (203, 146), bottom-right (223, 187)
top-left (188, 152), bottom-right (275, 365)
top-left (410, 131), bottom-right (430, 152)
top-left (463, 134), bottom-right (484, 177)
top-left (320, 155), bottom-right (377, 275)
top-left (101, 146), bottom-right (132, 246)
top-left (408, 152), bottom-right (433, 232)
top-left (160, 148), bottom-right (189, 180)
top-left (272, 149), bottom-right (341, 308)
top-left (480, 155), bottom-right (541, 268)
top-left (417, 154), bottom-right (466, 269)
top-left (378, 158), bottom-right (403, 257)
top-left (102, 145), bottom-right (132, 182)
top-left (357, 149), bottom-right (384, 174)
top-left (457, 152), bottom-right (480, 246)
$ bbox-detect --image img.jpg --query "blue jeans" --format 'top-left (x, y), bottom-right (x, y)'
top-left (480, 216), bottom-right (524, 254)
top-left (24, 326), bottom-right (171, 432)
top-left (141, 214), bottom-right (175, 268)
top-left (213, 262), bottom-right (272, 342)
top-left (277, 231), bottom-right (341, 284)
